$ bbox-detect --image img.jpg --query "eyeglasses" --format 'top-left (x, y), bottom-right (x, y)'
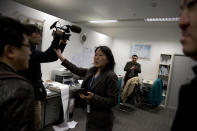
top-left (21, 44), bottom-right (31, 49)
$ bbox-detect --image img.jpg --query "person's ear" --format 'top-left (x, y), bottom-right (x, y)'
top-left (4, 45), bottom-right (17, 59)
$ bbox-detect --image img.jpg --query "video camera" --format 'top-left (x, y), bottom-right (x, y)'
top-left (50, 21), bottom-right (82, 40)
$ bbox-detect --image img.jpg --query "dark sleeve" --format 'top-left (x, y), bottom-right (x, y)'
top-left (0, 80), bottom-right (34, 131)
top-left (171, 86), bottom-right (185, 130)
top-left (31, 36), bottom-right (61, 63)
top-left (61, 58), bottom-right (88, 77)
top-left (58, 42), bottom-right (66, 53)
top-left (92, 73), bottom-right (119, 108)
top-left (135, 63), bottom-right (141, 73)
top-left (171, 84), bottom-right (194, 131)
top-left (124, 62), bottom-right (131, 71)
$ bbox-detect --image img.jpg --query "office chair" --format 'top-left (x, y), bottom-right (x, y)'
top-left (118, 77), bottom-right (140, 112)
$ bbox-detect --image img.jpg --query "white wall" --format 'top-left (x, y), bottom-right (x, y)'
top-left (0, 0), bottom-right (113, 81)
top-left (94, 27), bottom-right (184, 81)
top-left (1, 0), bottom-right (188, 111)
top-left (1, 0), bottom-right (184, 82)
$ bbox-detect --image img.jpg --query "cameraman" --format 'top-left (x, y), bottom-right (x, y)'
top-left (19, 24), bottom-right (66, 131)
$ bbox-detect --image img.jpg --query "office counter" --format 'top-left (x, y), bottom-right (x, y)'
top-left (40, 90), bottom-right (62, 128)
top-left (40, 84), bottom-right (81, 129)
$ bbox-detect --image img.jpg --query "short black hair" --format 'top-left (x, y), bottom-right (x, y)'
top-left (25, 24), bottom-right (41, 36)
top-left (95, 46), bottom-right (116, 71)
top-left (0, 16), bottom-right (27, 56)
top-left (132, 54), bottom-right (138, 58)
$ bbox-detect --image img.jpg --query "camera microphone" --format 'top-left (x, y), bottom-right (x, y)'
top-left (69, 25), bottom-right (82, 33)
top-left (50, 21), bottom-right (82, 40)
top-left (50, 21), bottom-right (58, 29)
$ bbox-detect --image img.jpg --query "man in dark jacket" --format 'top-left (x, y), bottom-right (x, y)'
top-left (0, 16), bottom-right (34, 131)
top-left (19, 24), bottom-right (66, 130)
top-left (123, 55), bottom-right (141, 87)
top-left (171, 0), bottom-right (197, 130)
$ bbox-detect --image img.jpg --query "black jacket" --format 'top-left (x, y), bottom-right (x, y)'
top-left (171, 65), bottom-right (197, 131)
top-left (0, 62), bottom-right (34, 131)
top-left (61, 59), bottom-right (119, 129)
top-left (124, 61), bottom-right (141, 80)
top-left (19, 36), bottom-right (66, 101)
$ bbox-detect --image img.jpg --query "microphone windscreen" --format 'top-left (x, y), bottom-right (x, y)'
top-left (70, 25), bottom-right (82, 33)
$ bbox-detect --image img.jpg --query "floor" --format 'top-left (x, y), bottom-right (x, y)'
top-left (41, 104), bottom-right (176, 131)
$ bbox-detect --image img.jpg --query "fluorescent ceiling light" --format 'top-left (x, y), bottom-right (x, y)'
top-left (88, 20), bottom-right (118, 23)
top-left (144, 17), bottom-right (180, 22)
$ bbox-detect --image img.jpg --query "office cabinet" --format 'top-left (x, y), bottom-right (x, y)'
top-left (44, 96), bottom-right (63, 126)
top-left (39, 84), bottom-right (80, 129)
top-left (158, 54), bottom-right (172, 100)
top-left (40, 92), bottom-right (63, 128)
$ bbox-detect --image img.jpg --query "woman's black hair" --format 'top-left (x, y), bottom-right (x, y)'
top-left (95, 46), bottom-right (116, 71)
top-left (132, 54), bottom-right (138, 58)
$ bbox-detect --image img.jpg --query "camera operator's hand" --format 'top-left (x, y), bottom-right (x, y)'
top-left (52, 29), bottom-right (63, 38)
top-left (60, 39), bottom-right (67, 45)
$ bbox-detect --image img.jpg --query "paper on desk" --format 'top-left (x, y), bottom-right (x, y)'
top-left (78, 80), bottom-right (83, 84)
top-left (46, 88), bottom-right (52, 93)
top-left (47, 81), bottom-right (63, 87)
top-left (53, 84), bottom-right (69, 131)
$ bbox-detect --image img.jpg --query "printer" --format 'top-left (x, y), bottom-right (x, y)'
top-left (51, 68), bottom-right (74, 85)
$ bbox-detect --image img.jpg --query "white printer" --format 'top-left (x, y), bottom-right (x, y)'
top-left (51, 68), bottom-right (74, 85)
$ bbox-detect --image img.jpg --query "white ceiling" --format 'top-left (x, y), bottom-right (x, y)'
top-left (13, 0), bottom-right (180, 36)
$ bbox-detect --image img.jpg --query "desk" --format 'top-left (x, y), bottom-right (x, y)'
top-left (140, 80), bottom-right (153, 105)
top-left (40, 90), bottom-right (62, 128)
top-left (40, 84), bottom-right (81, 129)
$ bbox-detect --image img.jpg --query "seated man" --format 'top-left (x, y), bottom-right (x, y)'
top-left (0, 16), bottom-right (34, 131)
top-left (123, 55), bottom-right (141, 87)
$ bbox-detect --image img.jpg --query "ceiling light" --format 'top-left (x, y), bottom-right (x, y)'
top-left (88, 20), bottom-right (118, 23)
top-left (144, 17), bottom-right (180, 22)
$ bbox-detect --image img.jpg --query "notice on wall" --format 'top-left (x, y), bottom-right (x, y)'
top-left (131, 44), bottom-right (151, 60)
top-left (71, 47), bottom-right (94, 68)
